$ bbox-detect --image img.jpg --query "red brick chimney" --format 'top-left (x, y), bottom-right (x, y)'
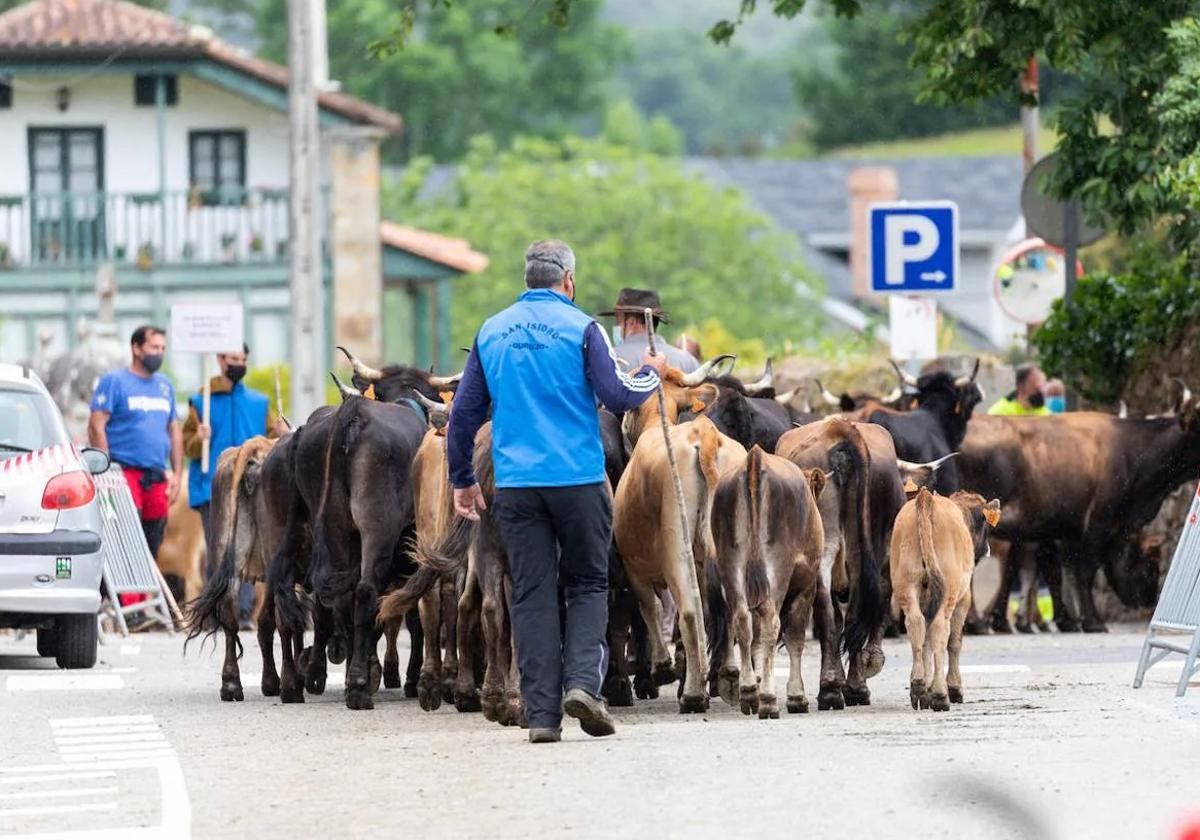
top-left (848, 166), bottom-right (899, 300)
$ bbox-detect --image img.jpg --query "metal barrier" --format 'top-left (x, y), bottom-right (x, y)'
top-left (1133, 483), bottom-right (1200, 696)
top-left (95, 466), bottom-right (178, 636)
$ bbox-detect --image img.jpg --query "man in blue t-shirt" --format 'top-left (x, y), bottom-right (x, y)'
top-left (88, 325), bottom-right (183, 561)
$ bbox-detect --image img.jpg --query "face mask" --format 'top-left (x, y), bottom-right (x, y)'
top-left (225, 364), bottom-right (247, 384)
top-left (141, 353), bottom-right (164, 374)
top-left (1046, 395), bottom-right (1065, 413)
top-left (1028, 390), bottom-right (1046, 409)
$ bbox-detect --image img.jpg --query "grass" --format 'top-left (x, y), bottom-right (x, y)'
top-left (822, 123), bottom-right (1060, 159)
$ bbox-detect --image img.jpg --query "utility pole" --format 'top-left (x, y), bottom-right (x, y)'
top-left (287, 0), bottom-right (325, 424)
top-left (1021, 57), bottom-right (1039, 220)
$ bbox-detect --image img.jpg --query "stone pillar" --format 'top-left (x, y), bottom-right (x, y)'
top-left (328, 127), bottom-right (385, 365)
top-left (848, 166), bottom-right (899, 300)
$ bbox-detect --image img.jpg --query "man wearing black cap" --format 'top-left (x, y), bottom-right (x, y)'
top-left (601, 288), bottom-right (700, 374)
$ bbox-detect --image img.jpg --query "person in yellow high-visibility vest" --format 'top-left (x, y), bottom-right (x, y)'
top-left (988, 362), bottom-right (1051, 416)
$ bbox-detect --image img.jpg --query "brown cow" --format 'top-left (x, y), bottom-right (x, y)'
top-left (614, 414), bottom-right (746, 712)
top-left (710, 445), bottom-right (827, 717)
top-left (890, 488), bottom-right (1000, 711)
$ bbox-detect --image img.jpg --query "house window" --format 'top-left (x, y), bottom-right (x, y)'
top-left (0, 80), bottom-right (11, 109)
top-left (188, 130), bottom-right (246, 204)
top-left (133, 74), bottom-right (178, 107)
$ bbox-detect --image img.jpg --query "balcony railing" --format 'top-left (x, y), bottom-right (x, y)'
top-left (0, 188), bottom-right (293, 270)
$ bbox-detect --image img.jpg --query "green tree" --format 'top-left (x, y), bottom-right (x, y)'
top-left (385, 134), bottom-right (823, 351)
top-left (252, 0), bottom-right (625, 161)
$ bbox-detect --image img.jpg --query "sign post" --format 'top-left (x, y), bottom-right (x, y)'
top-left (170, 303), bottom-right (244, 475)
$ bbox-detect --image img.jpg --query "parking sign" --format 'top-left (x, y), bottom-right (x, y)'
top-left (869, 201), bottom-right (959, 294)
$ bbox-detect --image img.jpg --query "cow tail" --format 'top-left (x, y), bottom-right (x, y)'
top-left (376, 519), bottom-right (473, 626)
top-left (311, 403), bottom-right (361, 606)
top-left (744, 445), bottom-right (770, 611)
top-left (270, 431), bottom-right (311, 635)
top-left (916, 489), bottom-right (945, 623)
top-left (693, 416), bottom-right (722, 561)
top-left (830, 425), bottom-right (883, 659)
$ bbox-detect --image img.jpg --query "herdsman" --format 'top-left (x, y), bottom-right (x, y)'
top-left (448, 240), bottom-right (668, 743)
top-left (602, 287), bottom-right (700, 374)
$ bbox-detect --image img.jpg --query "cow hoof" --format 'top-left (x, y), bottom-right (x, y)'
top-left (990, 615), bottom-right (1014, 634)
top-left (441, 678), bottom-right (457, 705)
top-left (739, 685), bottom-right (758, 716)
top-left (678, 693), bottom-right (709, 714)
top-left (454, 691), bottom-right (482, 713)
top-left (963, 618), bottom-right (991, 636)
top-left (1055, 617), bottom-right (1081, 633)
top-left (383, 662), bottom-right (402, 690)
top-left (345, 687), bottom-right (374, 711)
top-left (280, 681), bottom-right (305, 704)
top-left (634, 673), bottom-right (658, 700)
top-left (1082, 620), bottom-right (1109, 634)
top-left (368, 660), bottom-right (383, 696)
top-left (864, 646), bottom-right (885, 679)
top-left (261, 671), bottom-right (281, 697)
top-left (652, 660), bottom-right (676, 686)
top-left (1015, 620), bottom-right (1034, 635)
top-left (786, 695), bottom-right (809, 714)
top-left (327, 635), bottom-right (347, 665)
top-left (505, 695), bottom-right (524, 728)
top-left (404, 680), bottom-right (419, 698)
top-left (930, 693), bottom-right (950, 712)
top-left (948, 686), bottom-right (964, 704)
top-left (305, 670), bottom-right (327, 696)
top-left (417, 673), bottom-right (443, 712)
top-left (817, 685), bottom-right (844, 711)
top-left (758, 698), bottom-right (780, 719)
top-left (909, 681), bottom-right (926, 711)
top-left (603, 675), bottom-right (634, 708)
top-left (844, 685), bottom-right (871, 707)
top-left (718, 667), bottom-right (740, 707)
top-left (481, 688), bottom-right (505, 723)
top-left (883, 621), bottom-right (900, 639)
top-left (220, 682), bottom-right (244, 702)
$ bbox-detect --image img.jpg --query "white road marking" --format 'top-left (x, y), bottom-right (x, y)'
top-left (51, 726), bottom-right (160, 740)
top-left (117, 645), bottom-right (140, 656)
top-left (50, 715), bottom-right (154, 728)
top-left (0, 802), bottom-right (117, 818)
top-left (959, 664), bottom-right (1031, 674)
top-left (0, 788), bottom-right (118, 802)
top-left (58, 741), bottom-right (169, 755)
top-left (6, 675), bottom-right (124, 692)
top-left (106, 667), bottom-right (137, 674)
top-left (54, 733), bottom-right (164, 746)
top-left (0, 771), bottom-right (116, 785)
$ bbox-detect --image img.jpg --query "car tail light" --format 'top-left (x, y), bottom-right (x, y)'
top-left (42, 471), bottom-right (97, 510)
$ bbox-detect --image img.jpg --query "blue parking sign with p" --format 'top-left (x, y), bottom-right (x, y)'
top-left (869, 201), bottom-right (959, 294)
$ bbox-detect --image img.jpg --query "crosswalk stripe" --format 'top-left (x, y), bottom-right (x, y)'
top-left (54, 733), bottom-right (167, 746)
top-left (6, 675), bottom-right (124, 692)
top-left (58, 740), bottom-right (168, 755)
top-left (50, 726), bottom-right (160, 739)
top-left (62, 751), bottom-right (176, 764)
top-left (0, 801), bottom-right (118, 818)
top-left (50, 715), bottom-right (154, 729)
top-left (0, 771), bottom-right (116, 784)
top-left (0, 787), bottom-right (118, 802)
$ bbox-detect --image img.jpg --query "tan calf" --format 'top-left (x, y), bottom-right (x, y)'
top-left (890, 488), bottom-right (1000, 711)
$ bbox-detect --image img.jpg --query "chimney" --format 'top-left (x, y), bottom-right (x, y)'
top-left (848, 166), bottom-right (899, 299)
top-left (310, 0), bottom-right (330, 90)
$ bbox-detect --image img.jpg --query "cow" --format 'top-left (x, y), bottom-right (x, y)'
top-left (957, 389), bottom-right (1200, 633)
top-left (271, 348), bottom-right (459, 709)
top-left (698, 359), bottom-right (797, 452)
top-left (708, 445), bottom-right (828, 717)
top-left (775, 418), bottom-right (902, 706)
top-left (614, 412), bottom-right (746, 712)
top-left (814, 377), bottom-right (907, 414)
top-left (890, 488), bottom-right (1000, 711)
top-left (184, 436), bottom-right (278, 701)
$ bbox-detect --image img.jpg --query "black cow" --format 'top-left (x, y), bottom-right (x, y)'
top-left (699, 359), bottom-right (796, 452)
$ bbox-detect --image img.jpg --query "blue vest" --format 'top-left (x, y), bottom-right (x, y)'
top-left (477, 288), bottom-right (604, 489)
top-left (188, 383), bottom-right (269, 507)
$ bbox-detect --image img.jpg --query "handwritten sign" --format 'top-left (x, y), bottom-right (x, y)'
top-left (170, 303), bottom-right (244, 354)
top-left (889, 295), bottom-right (938, 361)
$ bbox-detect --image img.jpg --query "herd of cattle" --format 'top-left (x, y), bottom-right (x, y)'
top-left (184, 347), bottom-right (1200, 719)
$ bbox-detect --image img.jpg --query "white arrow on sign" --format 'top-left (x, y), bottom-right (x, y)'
top-left (920, 270), bottom-right (948, 282)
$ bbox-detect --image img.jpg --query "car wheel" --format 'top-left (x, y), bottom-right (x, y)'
top-left (36, 627), bottom-right (59, 658)
top-left (54, 614), bottom-right (98, 670)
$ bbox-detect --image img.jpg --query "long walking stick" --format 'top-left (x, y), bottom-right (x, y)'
top-left (275, 365), bottom-right (293, 430)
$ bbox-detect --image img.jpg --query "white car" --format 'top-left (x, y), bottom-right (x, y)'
top-left (0, 363), bottom-right (111, 668)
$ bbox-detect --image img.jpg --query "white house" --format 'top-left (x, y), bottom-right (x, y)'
top-left (0, 0), bottom-right (485, 388)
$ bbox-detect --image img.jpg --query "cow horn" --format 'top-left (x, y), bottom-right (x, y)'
top-left (954, 358), bottom-right (981, 388)
top-left (775, 386), bottom-right (800, 405)
top-left (814, 379), bottom-right (841, 407)
top-left (416, 393), bottom-right (449, 415)
top-left (329, 371), bottom-right (358, 400)
top-left (890, 359), bottom-right (920, 389)
top-left (880, 386), bottom-right (903, 405)
top-left (896, 452), bottom-right (960, 473)
top-left (429, 371), bottom-right (463, 387)
top-left (744, 358), bottom-right (774, 396)
top-left (1174, 378), bottom-right (1193, 411)
top-left (1118, 400), bottom-right (1128, 419)
top-left (336, 345), bottom-right (383, 382)
top-left (680, 353), bottom-right (736, 386)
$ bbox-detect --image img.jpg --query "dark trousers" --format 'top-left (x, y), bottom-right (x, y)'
top-left (493, 483), bottom-right (612, 730)
top-left (196, 502), bottom-right (254, 620)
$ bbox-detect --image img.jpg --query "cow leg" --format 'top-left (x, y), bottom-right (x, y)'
top-left (811, 578), bottom-right (845, 710)
top-left (440, 575), bottom-right (460, 704)
top-left (277, 618), bottom-right (304, 704)
top-left (947, 592), bottom-right (969, 704)
top-left (258, 589), bottom-right (281, 697)
top-left (416, 589), bottom-right (443, 710)
top-left (666, 566), bottom-right (709, 713)
top-left (404, 608), bottom-right (423, 697)
top-left (603, 581), bottom-right (635, 707)
top-left (220, 625), bottom-right (244, 702)
top-left (1045, 544), bottom-right (1081, 632)
top-left (1073, 541), bottom-right (1110, 633)
top-left (985, 540), bottom-right (1016, 634)
top-left (454, 571), bottom-right (482, 713)
top-left (776, 583), bottom-right (810, 716)
top-left (478, 567), bottom-right (509, 724)
top-left (629, 575), bottom-right (673, 690)
top-left (755, 601), bottom-right (781, 720)
top-left (903, 592), bottom-right (928, 709)
top-left (926, 609), bottom-right (952, 712)
top-left (501, 574), bottom-right (525, 727)
top-left (346, 539), bottom-right (392, 711)
top-left (304, 602), bottom-right (333, 696)
top-left (382, 618), bottom-right (403, 690)
top-left (724, 566), bottom-right (755, 714)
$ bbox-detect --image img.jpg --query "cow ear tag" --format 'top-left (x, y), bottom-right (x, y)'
top-left (691, 398), bottom-right (707, 414)
top-left (364, 384), bottom-right (376, 400)
top-left (903, 477), bottom-right (919, 494)
top-left (440, 391), bottom-right (454, 405)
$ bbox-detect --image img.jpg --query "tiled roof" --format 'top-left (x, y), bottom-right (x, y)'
top-left (0, 0), bottom-right (403, 133)
top-left (380, 222), bottom-right (489, 275)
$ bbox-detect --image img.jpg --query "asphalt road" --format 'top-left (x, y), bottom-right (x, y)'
top-left (2, 623), bottom-right (1198, 840)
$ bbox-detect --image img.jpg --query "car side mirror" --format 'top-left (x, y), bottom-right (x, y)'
top-left (80, 447), bottom-right (111, 475)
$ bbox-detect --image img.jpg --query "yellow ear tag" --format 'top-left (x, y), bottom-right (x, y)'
top-left (439, 391), bottom-right (454, 405)
top-left (691, 398), bottom-right (707, 414)
top-left (364, 384), bottom-right (376, 401)
top-left (903, 477), bottom-right (919, 494)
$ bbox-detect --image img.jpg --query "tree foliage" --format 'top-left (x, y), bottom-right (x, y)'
top-left (385, 135), bottom-right (822, 351)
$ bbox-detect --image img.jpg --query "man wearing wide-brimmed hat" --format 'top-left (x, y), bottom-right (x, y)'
top-left (600, 288), bottom-right (699, 374)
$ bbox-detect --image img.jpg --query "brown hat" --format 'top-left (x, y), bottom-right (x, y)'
top-left (598, 288), bottom-right (671, 324)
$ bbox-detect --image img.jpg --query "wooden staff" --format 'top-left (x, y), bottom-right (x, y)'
top-left (200, 354), bottom-right (212, 474)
